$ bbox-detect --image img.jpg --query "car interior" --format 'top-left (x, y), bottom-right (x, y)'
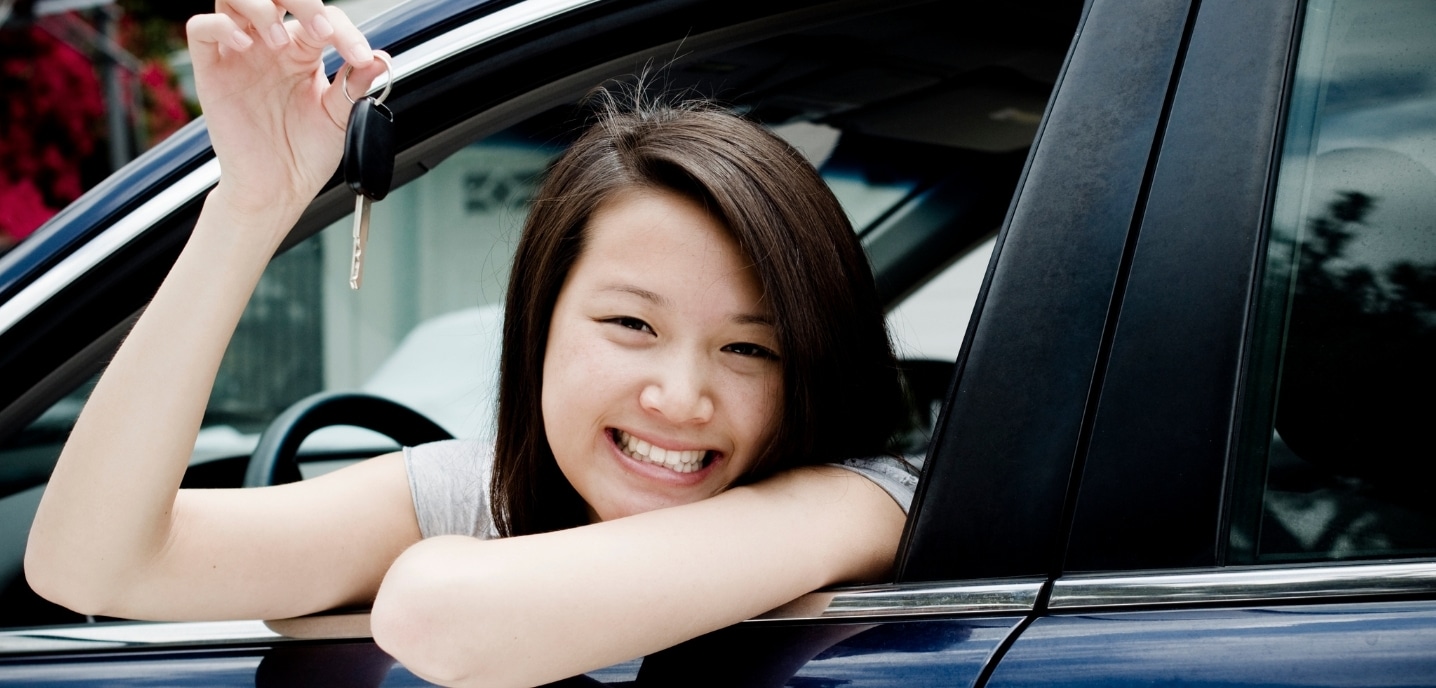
top-left (0, 0), bottom-right (1081, 628)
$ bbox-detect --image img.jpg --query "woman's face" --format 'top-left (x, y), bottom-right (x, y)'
top-left (541, 187), bottom-right (783, 522)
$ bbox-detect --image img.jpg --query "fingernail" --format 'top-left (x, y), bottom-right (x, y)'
top-left (349, 42), bottom-right (374, 64)
top-left (308, 14), bottom-right (334, 39)
top-left (268, 23), bottom-right (289, 47)
top-left (232, 29), bottom-right (253, 49)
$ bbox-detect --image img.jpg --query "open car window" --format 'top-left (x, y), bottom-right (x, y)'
top-left (0, 0), bottom-right (1068, 629)
top-left (195, 104), bottom-right (1011, 476)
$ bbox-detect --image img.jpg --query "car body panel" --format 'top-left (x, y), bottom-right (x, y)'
top-left (990, 600), bottom-right (1436, 688)
top-left (0, 617), bottom-right (1023, 686)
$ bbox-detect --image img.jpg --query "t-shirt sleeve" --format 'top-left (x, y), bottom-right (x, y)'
top-left (831, 456), bottom-right (921, 514)
top-left (403, 439), bottom-right (498, 539)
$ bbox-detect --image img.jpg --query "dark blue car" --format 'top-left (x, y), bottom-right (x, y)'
top-left (1, 0), bottom-right (1435, 684)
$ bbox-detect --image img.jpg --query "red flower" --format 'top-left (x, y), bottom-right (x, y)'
top-left (0, 178), bottom-right (57, 242)
top-left (1, 9), bottom-right (196, 245)
top-left (0, 24), bottom-right (104, 241)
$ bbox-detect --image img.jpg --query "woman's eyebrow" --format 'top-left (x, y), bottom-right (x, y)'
top-left (732, 313), bottom-right (774, 327)
top-left (601, 283), bottom-right (772, 326)
top-left (602, 283), bottom-right (669, 305)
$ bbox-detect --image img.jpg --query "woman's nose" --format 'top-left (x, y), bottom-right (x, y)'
top-left (639, 355), bottom-right (715, 424)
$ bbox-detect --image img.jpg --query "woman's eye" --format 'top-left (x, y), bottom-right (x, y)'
top-left (603, 317), bottom-right (654, 334)
top-left (723, 342), bottom-right (779, 360)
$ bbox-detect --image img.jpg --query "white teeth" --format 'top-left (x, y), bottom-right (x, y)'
top-left (615, 430), bottom-right (708, 473)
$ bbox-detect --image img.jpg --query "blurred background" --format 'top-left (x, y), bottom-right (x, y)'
top-left (0, 0), bottom-right (400, 254)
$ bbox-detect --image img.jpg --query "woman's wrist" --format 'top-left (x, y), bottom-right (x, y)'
top-left (199, 182), bottom-right (312, 252)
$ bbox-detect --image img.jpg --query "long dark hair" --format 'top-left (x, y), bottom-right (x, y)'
top-left (491, 94), bottom-right (905, 537)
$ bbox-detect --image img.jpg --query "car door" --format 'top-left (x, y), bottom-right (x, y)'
top-left (0, 0), bottom-right (1091, 684)
top-left (987, 0), bottom-right (1436, 684)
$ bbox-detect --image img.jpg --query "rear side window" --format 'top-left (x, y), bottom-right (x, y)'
top-left (1231, 0), bottom-right (1436, 563)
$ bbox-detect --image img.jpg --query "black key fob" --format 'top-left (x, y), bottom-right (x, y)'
top-left (343, 97), bottom-right (396, 201)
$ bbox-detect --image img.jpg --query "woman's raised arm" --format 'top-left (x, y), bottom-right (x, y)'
top-left (24, 0), bottom-right (417, 621)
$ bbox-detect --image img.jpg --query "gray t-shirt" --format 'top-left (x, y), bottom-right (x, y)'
top-left (403, 439), bottom-right (919, 539)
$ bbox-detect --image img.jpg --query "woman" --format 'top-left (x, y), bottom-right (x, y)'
top-left (24, 1), bottom-right (914, 686)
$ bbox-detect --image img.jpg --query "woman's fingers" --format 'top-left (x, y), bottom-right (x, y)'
top-left (287, 5), bottom-right (371, 66)
top-left (273, 0), bottom-right (338, 45)
top-left (186, 12), bottom-right (255, 61)
top-left (216, 0), bottom-right (287, 48)
top-left (215, 0), bottom-right (369, 58)
top-left (318, 5), bottom-right (373, 66)
top-left (324, 49), bottom-right (391, 129)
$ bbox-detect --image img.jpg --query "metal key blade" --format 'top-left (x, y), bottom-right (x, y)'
top-left (350, 194), bottom-right (371, 290)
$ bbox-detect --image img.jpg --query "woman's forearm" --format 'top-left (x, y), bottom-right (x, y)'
top-left (25, 188), bottom-right (304, 614)
top-left (370, 466), bottom-right (905, 687)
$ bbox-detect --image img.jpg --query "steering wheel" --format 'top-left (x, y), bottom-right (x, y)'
top-left (244, 392), bottom-right (454, 487)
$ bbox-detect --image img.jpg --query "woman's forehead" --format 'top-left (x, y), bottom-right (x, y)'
top-left (570, 189), bottom-right (769, 317)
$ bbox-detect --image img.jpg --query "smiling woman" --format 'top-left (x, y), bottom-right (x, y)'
top-left (490, 100), bottom-right (909, 537)
top-left (21, 0), bottom-right (913, 685)
top-left (542, 188), bottom-right (784, 521)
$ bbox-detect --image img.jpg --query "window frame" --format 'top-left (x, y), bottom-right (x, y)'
top-left (0, 0), bottom-right (1093, 643)
top-left (1056, 0), bottom-right (1307, 572)
top-left (896, 0), bottom-right (1198, 583)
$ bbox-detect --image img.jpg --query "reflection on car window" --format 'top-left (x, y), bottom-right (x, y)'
top-left (1232, 0), bottom-right (1436, 563)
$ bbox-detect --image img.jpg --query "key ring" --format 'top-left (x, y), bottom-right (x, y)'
top-left (342, 53), bottom-right (394, 106)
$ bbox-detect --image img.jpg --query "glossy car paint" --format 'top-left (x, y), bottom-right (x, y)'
top-left (990, 600), bottom-right (1436, 687)
top-left (0, 618), bottom-right (1021, 686)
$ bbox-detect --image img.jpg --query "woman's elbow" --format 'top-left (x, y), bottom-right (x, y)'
top-left (372, 536), bottom-right (507, 687)
top-left (23, 542), bottom-right (120, 617)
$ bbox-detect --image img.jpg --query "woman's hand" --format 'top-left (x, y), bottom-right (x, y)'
top-left (185, 0), bottom-right (388, 217)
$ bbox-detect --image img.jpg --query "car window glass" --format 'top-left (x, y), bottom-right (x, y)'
top-left (887, 236), bottom-right (994, 362)
top-left (1230, 0), bottom-right (1436, 563)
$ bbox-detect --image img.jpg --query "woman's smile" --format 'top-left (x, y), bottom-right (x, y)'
top-left (541, 187), bottom-right (782, 522)
top-left (609, 428), bottom-right (716, 474)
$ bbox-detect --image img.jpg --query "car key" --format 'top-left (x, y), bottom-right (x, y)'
top-left (341, 55), bottom-right (395, 290)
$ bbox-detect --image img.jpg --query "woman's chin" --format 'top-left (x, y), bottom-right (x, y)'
top-left (588, 488), bottom-right (710, 522)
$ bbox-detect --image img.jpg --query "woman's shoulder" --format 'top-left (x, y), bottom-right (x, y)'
top-left (405, 437), bottom-right (492, 461)
top-left (403, 438), bottom-right (498, 539)
top-left (828, 455), bottom-right (921, 514)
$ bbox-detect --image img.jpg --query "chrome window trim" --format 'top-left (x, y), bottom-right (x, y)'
top-left (0, 0), bottom-right (602, 340)
top-left (0, 580), bottom-right (1042, 654)
top-left (1049, 561), bottom-right (1436, 610)
top-left (0, 619), bottom-right (282, 655)
top-left (376, 0), bottom-right (604, 92)
top-left (751, 578), bottom-right (1043, 622)
top-left (0, 159), bottom-right (219, 336)
top-left (13, 563), bottom-right (1431, 653)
